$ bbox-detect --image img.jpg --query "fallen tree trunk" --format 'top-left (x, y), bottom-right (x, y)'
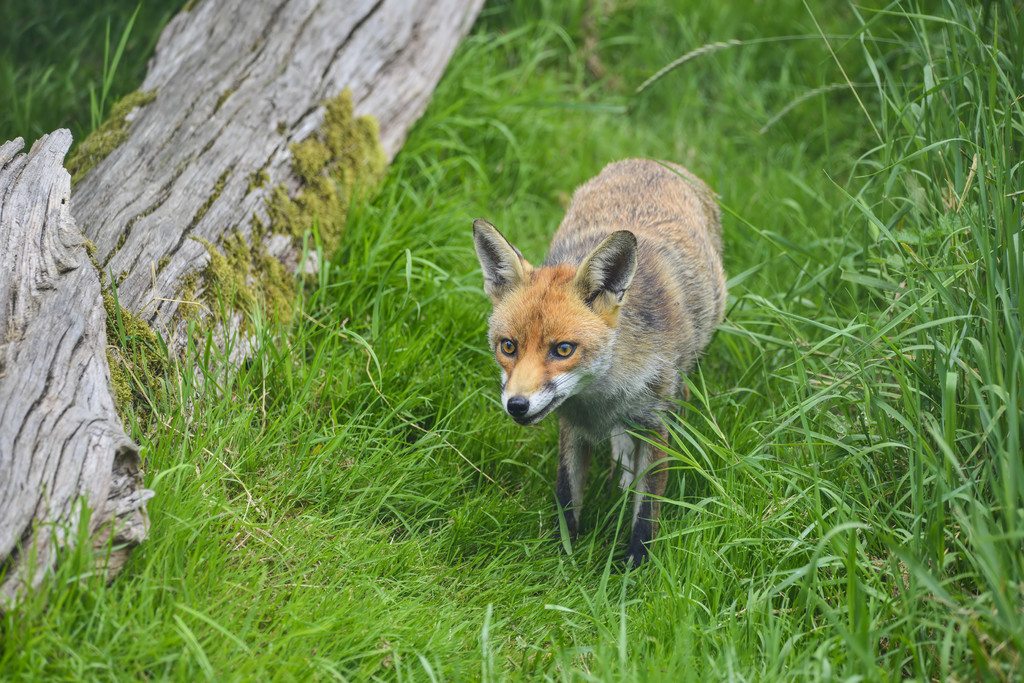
top-left (70, 0), bottom-right (484, 358)
top-left (1, 0), bottom-right (482, 602)
top-left (0, 131), bottom-right (151, 606)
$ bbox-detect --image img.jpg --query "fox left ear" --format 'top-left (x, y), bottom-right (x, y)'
top-left (574, 231), bottom-right (638, 316)
top-left (473, 218), bottom-right (532, 302)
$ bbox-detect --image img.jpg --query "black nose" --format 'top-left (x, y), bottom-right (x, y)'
top-left (506, 396), bottom-right (530, 417)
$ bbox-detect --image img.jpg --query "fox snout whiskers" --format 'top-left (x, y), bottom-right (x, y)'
top-left (502, 371), bottom-right (582, 424)
top-left (505, 395), bottom-right (551, 426)
top-left (502, 385), bottom-right (561, 425)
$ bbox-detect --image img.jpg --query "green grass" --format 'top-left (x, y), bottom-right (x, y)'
top-left (2, 0), bottom-right (1022, 679)
top-left (0, 0), bottom-right (186, 143)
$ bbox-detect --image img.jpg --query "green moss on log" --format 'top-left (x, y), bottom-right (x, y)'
top-left (190, 226), bottom-right (295, 325)
top-left (248, 169), bottom-right (269, 192)
top-left (103, 291), bottom-right (168, 419)
top-left (177, 88), bottom-right (386, 332)
top-left (67, 90), bottom-right (157, 184)
top-left (265, 89), bottom-right (387, 253)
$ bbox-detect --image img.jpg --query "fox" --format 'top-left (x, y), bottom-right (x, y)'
top-left (472, 158), bottom-right (726, 566)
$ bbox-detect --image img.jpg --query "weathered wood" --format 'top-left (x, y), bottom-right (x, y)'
top-left (1, 0), bottom-right (481, 604)
top-left (0, 131), bottom-right (151, 606)
top-left (71, 0), bottom-right (484, 356)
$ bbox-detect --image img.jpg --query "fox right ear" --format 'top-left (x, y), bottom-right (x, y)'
top-left (574, 230), bottom-right (638, 318)
top-left (473, 219), bottom-right (531, 302)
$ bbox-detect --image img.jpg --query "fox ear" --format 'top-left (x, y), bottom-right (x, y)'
top-left (473, 219), bottom-right (532, 302)
top-left (574, 230), bottom-right (638, 316)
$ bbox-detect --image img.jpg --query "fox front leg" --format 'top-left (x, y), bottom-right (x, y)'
top-left (610, 431), bottom-right (636, 491)
top-left (555, 417), bottom-right (592, 542)
top-left (626, 425), bottom-right (669, 567)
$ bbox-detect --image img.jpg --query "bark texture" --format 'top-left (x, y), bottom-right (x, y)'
top-left (1, 0), bottom-right (481, 605)
top-left (71, 0), bottom-right (484, 355)
top-left (0, 131), bottom-right (150, 606)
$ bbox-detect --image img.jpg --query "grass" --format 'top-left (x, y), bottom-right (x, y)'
top-left (0, 0), bottom-right (185, 143)
top-left (2, 0), bottom-right (1022, 679)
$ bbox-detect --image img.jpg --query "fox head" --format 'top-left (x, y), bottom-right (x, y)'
top-left (472, 219), bottom-right (638, 425)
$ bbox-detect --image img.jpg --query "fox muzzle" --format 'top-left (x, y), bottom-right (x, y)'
top-left (503, 389), bottom-right (560, 426)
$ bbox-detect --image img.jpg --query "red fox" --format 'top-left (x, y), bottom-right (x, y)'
top-left (473, 158), bottom-right (726, 566)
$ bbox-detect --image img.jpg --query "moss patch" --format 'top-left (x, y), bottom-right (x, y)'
top-left (103, 291), bottom-right (168, 421)
top-left (190, 228), bottom-right (296, 326)
top-left (67, 90), bottom-right (157, 184)
top-left (248, 168), bottom-right (269, 192)
top-left (176, 88), bottom-right (386, 333)
top-left (265, 88), bottom-right (387, 253)
top-left (82, 238), bottom-right (102, 274)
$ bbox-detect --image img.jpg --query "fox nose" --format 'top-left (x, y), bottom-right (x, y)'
top-left (506, 396), bottom-right (530, 417)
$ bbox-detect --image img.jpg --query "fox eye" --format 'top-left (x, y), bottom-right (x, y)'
top-left (500, 339), bottom-right (517, 356)
top-left (553, 342), bottom-right (576, 358)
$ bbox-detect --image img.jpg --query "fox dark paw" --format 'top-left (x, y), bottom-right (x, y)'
top-left (625, 540), bottom-right (650, 568)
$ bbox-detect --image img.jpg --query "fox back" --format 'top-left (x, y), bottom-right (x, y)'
top-left (473, 158), bottom-right (726, 565)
